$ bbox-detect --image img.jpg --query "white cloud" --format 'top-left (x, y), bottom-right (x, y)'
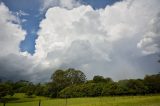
top-left (0, 3), bottom-right (32, 81)
top-left (0, 0), bottom-right (160, 82)
top-left (137, 13), bottom-right (160, 55)
top-left (21, 19), bottom-right (27, 23)
top-left (35, 0), bottom-right (160, 80)
top-left (0, 3), bottom-right (51, 82)
top-left (0, 3), bottom-right (26, 56)
top-left (41, 0), bottom-right (80, 12)
top-left (15, 10), bottom-right (29, 16)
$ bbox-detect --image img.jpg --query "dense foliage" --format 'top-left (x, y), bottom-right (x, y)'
top-left (0, 82), bottom-right (14, 99)
top-left (0, 68), bottom-right (160, 99)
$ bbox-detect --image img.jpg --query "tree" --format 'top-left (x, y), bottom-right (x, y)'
top-left (14, 80), bottom-right (30, 93)
top-left (105, 77), bottom-right (113, 83)
top-left (144, 73), bottom-right (160, 93)
top-left (43, 82), bottom-right (60, 98)
top-left (51, 68), bottom-right (86, 88)
top-left (25, 83), bottom-right (35, 97)
top-left (126, 79), bottom-right (147, 95)
top-left (0, 84), bottom-right (9, 99)
top-left (118, 79), bottom-right (148, 95)
top-left (4, 81), bottom-right (15, 96)
top-left (51, 69), bottom-right (67, 88)
top-left (102, 82), bottom-right (119, 96)
top-left (93, 75), bottom-right (113, 83)
top-left (34, 83), bottom-right (45, 96)
top-left (59, 83), bottom-right (104, 98)
top-left (93, 76), bottom-right (105, 83)
top-left (0, 82), bottom-right (15, 98)
top-left (50, 68), bottom-right (86, 97)
top-left (65, 68), bottom-right (86, 85)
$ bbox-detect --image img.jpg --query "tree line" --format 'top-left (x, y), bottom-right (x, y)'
top-left (0, 68), bottom-right (160, 99)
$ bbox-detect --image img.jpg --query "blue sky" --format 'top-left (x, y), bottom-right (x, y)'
top-left (1, 0), bottom-right (121, 54)
top-left (1, 0), bottom-right (43, 54)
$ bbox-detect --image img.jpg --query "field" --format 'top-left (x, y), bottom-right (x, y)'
top-left (0, 93), bottom-right (160, 106)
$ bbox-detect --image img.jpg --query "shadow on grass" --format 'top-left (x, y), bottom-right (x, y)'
top-left (0, 95), bottom-right (39, 103)
top-left (25, 96), bottom-right (36, 98)
top-left (0, 98), bottom-right (19, 103)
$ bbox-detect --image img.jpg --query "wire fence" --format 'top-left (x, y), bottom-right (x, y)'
top-left (0, 98), bottom-right (70, 106)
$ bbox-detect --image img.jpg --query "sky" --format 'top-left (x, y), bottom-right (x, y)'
top-left (0, 0), bottom-right (160, 82)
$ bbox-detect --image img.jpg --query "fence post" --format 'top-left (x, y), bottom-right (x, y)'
top-left (39, 99), bottom-right (41, 106)
top-left (3, 101), bottom-right (5, 106)
top-left (65, 95), bottom-right (68, 106)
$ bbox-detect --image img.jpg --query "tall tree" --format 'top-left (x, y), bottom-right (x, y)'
top-left (65, 68), bottom-right (86, 85)
top-left (51, 68), bottom-right (86, 87)
top-left (50, 68), bottom-right (86, 97)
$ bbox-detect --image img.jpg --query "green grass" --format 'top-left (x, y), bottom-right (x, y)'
top-left (0, 93), bottom-right (49, 103)
top-left (0, 93), bottom-right (160, 106)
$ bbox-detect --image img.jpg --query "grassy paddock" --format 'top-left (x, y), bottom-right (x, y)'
top-left (0, 93), bottom-right (160, 106)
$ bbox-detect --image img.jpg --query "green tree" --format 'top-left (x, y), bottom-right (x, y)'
top-left (50, 68), bottom-right (86, 97)
top-left (51, 68), bottom-right (86, 88)
top-left (34, 83), bottom-right (45, 96)
top-left (102, 82), bottom-right (119, 96)
top-left (5, 81), bottom-right (15, 96)
top-left (13, 80), bottom-right (30, 93)
top-left (93, 76), bottom-right (105, 83)
top-left (0, 84), bottom-right (9, 98)
top-left (65, 68), bottom-right (86, 85)
top-left (0, 82), bottom-right (15, 98)
top-left (25, 83), bottom-right (35, 97)
top-left (144, 73), bottom-right (160, 93)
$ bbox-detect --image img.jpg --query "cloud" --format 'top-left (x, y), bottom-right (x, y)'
top-left (0, 0), bottom-right (160, 82)
top-left (0, 3), bottom-right (29, 81)
top-left (0, 3), bottom-right (51, 82)
top-left (137, 12), bottom-right (160, 55)
top-left (0, 3), bottom-right (26, 56)
top-left (40, 0), bottom-right (80, 12)
top-left (35, 0), bottom-right (160, 80)
top-left (21, 19), bottom-right (27, 23)
top-left (15, 10), bottom-right (29, 16)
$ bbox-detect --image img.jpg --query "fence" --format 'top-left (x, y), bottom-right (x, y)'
top-left (0, 98), bottom-right (69, 106)
top-left (1, 100), bottom-right (44, 106)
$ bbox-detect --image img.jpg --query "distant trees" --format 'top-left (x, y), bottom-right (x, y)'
top-left (25, 83), bottom-right (36, 97)
top-left (13, 80), bottom-right (30, 93)
top-left (59, 83), bottom-right (104, 98)
top-left (34, 83), bottom-right (45, 96)
top-left (0, 84), bottom-right (10, 98)
top-left (144, 73), bottom-right (160, 93)
top-left (59, 73), bottom-right (160, 98)
top-left (93, 75), bottom-right (113, 83)
top-left (0, 68), bottom-right (160, 99)
top-left (0, 81), bottom-right (14, 99)
top-left (117, 79), bottom-right (148, 95)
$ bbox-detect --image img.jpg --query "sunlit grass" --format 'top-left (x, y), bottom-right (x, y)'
top-left (0, 93), bottom-right (160, 106)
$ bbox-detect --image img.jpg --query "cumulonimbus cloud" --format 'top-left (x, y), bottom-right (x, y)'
top-left (0, 0), bottom-right (160, 82)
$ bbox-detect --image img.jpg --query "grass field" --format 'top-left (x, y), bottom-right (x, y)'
top-left (0, 93), bottom-right (160, 106)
